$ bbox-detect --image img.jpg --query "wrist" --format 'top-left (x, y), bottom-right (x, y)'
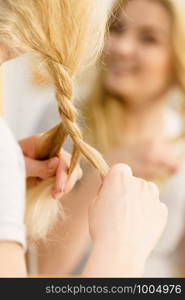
top-left (83, 239), bottom-right (145, 277)
top-left (95, 240), bottom-right (145, 276)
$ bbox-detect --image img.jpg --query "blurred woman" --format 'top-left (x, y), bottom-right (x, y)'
top-left (0, 0), bottom-right (167, 277)
top-left (37, 0), bottom-right (185, 277)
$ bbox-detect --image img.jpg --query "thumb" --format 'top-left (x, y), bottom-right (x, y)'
top-left (25, 156), bottom-right (59, 179)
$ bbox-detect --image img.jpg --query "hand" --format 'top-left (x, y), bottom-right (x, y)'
top-left (19, 135), bottom-right (82, 199)
top-left (89, 164), bottom-right (168, 274)
top-left (109, 139), bottom-right (182, 180)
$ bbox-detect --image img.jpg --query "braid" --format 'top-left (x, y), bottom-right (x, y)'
top-left (38, 59), bottom-right (109, 176)
top-left (0, 0), bottom-right (111, 240)
top-left (26, 57), bottom-right (109, 241)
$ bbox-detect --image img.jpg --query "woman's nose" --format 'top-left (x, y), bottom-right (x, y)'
top-left (114, 34), bottom-right (136, 57)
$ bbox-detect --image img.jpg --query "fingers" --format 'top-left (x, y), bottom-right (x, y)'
top-left (19, 134), bottom-right (41, 158)
top-left (97, 163), bottom-right (133, 199)
top-left (24, 156), bottom-right (59, 179)
top-left (52, 152), bottom-right (83, 199)
top-left (152, 202), bottom-right (168, 248)
top-left (100, 164), bottom-right (160, 206)
top-left (156, 155), bottom-right (180, 174)
top-left (25, 149), bottom-right (83, 199)
top-left (107, 163), bottom-right (132, 182)
top-left (52, 153), bottom-right (68, 198)
top-left (145, 145), bottom-right (181, 178)
top-left (64, 166), bottom-right (83, 194)
top-left (136, 140), bottom-right (181, 179)
top-left (21, 134), bottom-right (83, 198)
top-left (140, 162), bottom-right (178, 180)
top-left (142, 180), bottom-right (167, 233)
top-left (159, 202), bottom-right (168, 219)
top-left (148, 181), bottom-right (159, 199)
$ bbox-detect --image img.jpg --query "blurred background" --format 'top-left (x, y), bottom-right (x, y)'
top-left (1, 0), bottom-right (185, 278)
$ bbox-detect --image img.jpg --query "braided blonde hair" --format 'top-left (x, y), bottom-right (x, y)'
top-left (0, 0), bottom-right (111, 240)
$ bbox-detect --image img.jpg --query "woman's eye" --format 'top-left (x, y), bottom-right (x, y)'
top-left (110, 22), bottom-right (125, 34)
top-left (141, 35), bottom-right (157, 44)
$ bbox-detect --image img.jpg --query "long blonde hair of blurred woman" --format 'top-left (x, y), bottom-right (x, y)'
top-left (82, 0), bottom-right (185, 154)
top-left (0, 0), bottom-right (112, 240)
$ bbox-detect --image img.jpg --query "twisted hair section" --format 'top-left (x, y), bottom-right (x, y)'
top-left (0, 0), bottom-right (110, 240)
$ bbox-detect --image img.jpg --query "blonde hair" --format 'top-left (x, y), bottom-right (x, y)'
top-left (83, 0), bottom-right (185, 154)
top-left (0, 0), bottom-right (111, 240)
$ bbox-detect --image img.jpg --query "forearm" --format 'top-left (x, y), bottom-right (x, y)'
top-left (81, 242), bottom-right (145, 278)
top-left (0, 242), bottom-right (27, 277)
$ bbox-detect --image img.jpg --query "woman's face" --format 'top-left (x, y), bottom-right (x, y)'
top-left (104, 0), bottom-right (173, 105)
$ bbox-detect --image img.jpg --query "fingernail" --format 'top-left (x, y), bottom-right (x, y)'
top-left (53, 191), bottom-right (64, 199)
top-left (48, 158), bottom-right (58, 169)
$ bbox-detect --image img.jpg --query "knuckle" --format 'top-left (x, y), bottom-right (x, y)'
top-left (46, 162), bottom-right (55, 177)
top-left (42, 170), bottom-right (50, 179)
top-left (45, 170), bottom-right (53, 178)
top-left (110, 163), bottom-right (133, 178)
top-left (159, 203), bottom-right (168, 219)
top-left (148, 181), bottom-right (159, 196)
top-left (137, 177), bottom-right (147, 188)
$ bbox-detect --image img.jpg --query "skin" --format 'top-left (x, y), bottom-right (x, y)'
top-left (38, 163), bottom-right (168, 277)
top-left (0, 44), bottom-right (27, 277)
top-left (0, 4), bottom-right (168, 276)
top-left (83, 164), bottom-right (167, 277)
top-left (0, 42), bottom-right (83, 199)
top-left (104, 0), bottom-right (173, 106)
top-left (0, 43), bottom-right (82, 277)
top-left (0, 42), bottom-right (83, 277)
top-left (37, 0), bottom-right (181, 276)
top-left (18, 135), bottom-right (83, 198)
top-left (103, 0), bottom-right (182, 178)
